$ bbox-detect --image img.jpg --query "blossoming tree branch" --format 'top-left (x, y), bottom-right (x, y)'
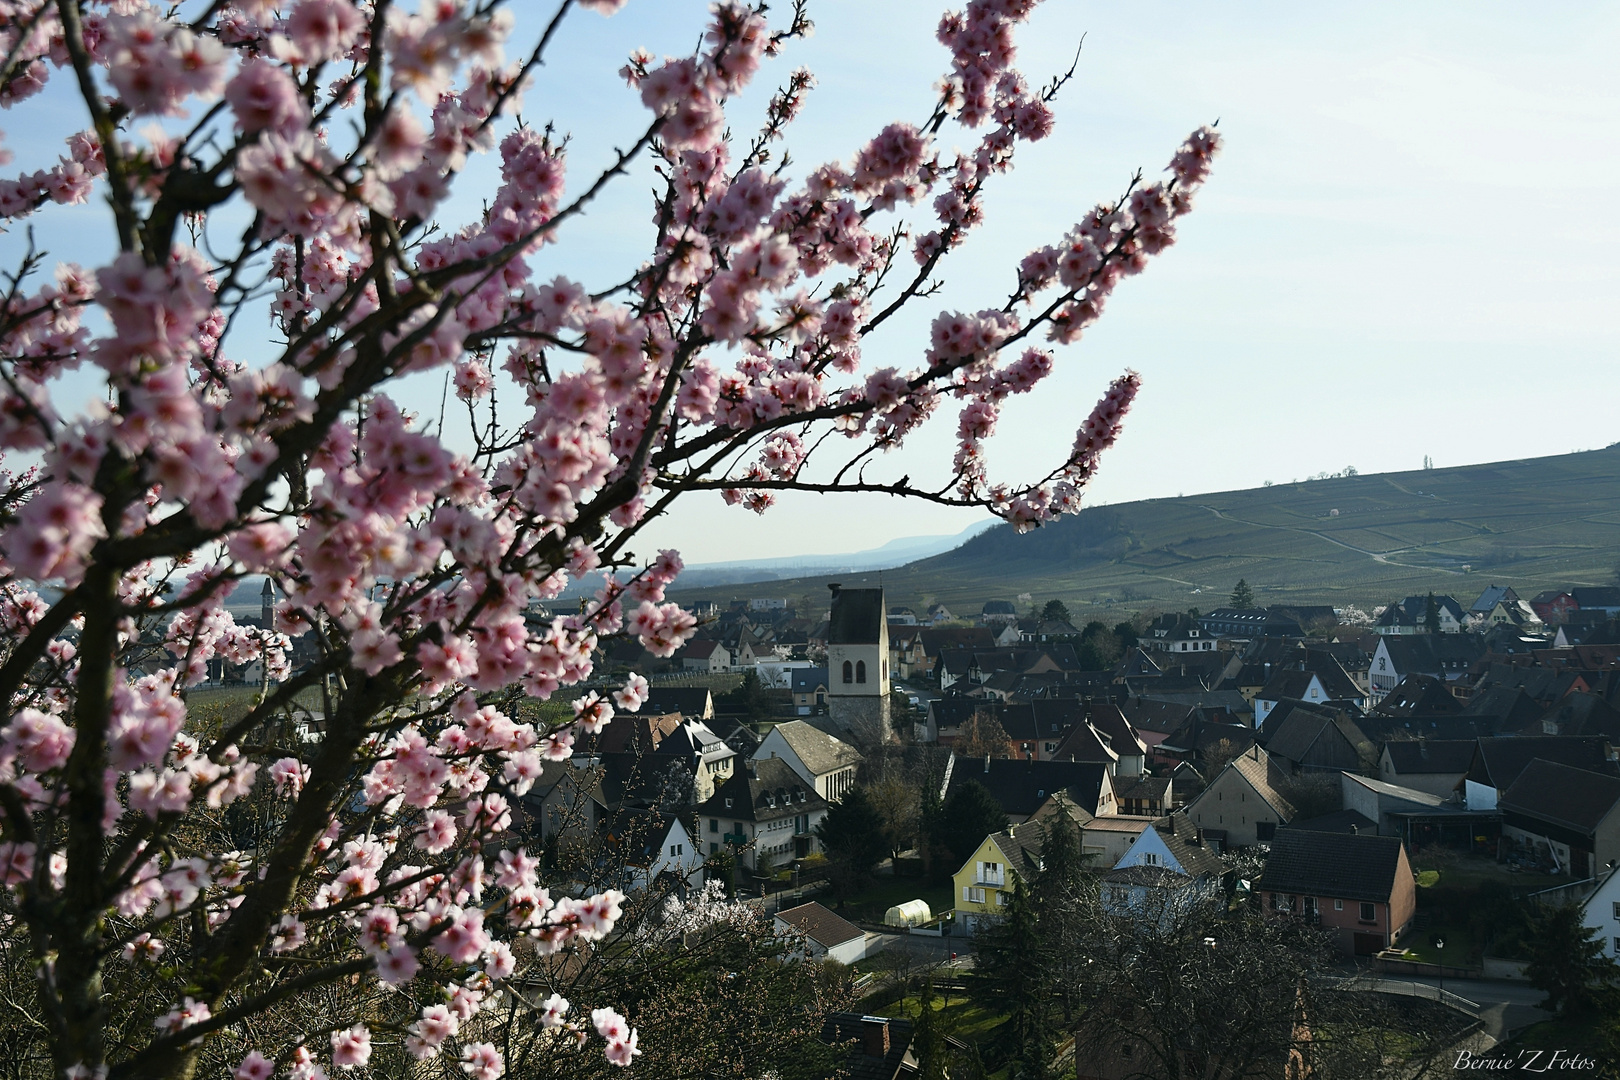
top-left (0, 0), bottom-right (1218, 1076)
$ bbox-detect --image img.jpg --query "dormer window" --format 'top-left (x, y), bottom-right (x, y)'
top-left (724, 797), bottom-right (733, 808)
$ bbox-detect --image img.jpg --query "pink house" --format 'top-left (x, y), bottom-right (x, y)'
top-left (1258, 829), bottom-right (1417, 956)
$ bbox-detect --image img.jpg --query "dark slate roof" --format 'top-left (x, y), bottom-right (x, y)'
top-left (639, 686), bottom-right (713, 718)
top-left (790, 666), bottom-right (830, 693)
top-left (946, 758), bottom-right (1110, 818)
top-left (918, 627), bottom-right (997, 655)
top-left (1572, 587), bottom-right (1620, 609)
top-left (1501, 759), bottom-right (1620, 834)
top-left (1259, 829), bottom-right (1409, 903)
top-left (1382, 740), bottom-right (1477, 775)
top-left (1114, 775), bottom-right (1171, 802)
top-left (828, 586), bottom-right (884, 645)
top-left (776, 901), bottom-right (864, 949)
top-left (1260, 702), bottom-right (1374, 766)
top-left (1538, 693), bottom-right (1620, 741)
top-left (822, 1014), bottom-right (916, 1080)
top-left (1121, 698), bottom-right (1196, 735)
top-left (982, 600), bottom-right (1018, 615)
top-left (1380, 634), bottom-right (1486, 675)
top-left (1284, 809), bottom-right (1380, 835)
top-left (696, 756), bottom-right (828, 824)
top-left (1467, 736), bottom-right (1617, 791)
top-left (1374, 674), bottom-right (1463, 718)
top-left (1089, 704), bottom-right (1147, 755)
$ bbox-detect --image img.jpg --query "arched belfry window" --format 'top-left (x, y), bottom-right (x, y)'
top-left (856, 660), bottom-right (867, 684)
top-left (842, 660), bottom-right (853, 684)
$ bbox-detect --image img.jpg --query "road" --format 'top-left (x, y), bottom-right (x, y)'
top-left (867, 930), bottom-right (972, 964)
top-left (1330, 971), bottom-right (1551, 1042)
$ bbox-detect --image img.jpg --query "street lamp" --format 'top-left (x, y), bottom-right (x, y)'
top-left (1430, 934), bottom-right (1446, 1002)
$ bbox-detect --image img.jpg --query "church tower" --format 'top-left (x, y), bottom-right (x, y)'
top-left (823, 584), bottom-right (890, 746)
top-left (261, 578), bottom-right (276, 628)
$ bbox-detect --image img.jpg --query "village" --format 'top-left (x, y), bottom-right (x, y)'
top-left (207, 577), bottom-right (1604, 1077)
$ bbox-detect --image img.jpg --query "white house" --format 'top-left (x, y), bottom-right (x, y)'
top-left (775, 901), bottom-right (868, 965)
top-left (1579, 865), bottom-right (1620, 960)
top-left (1100, 821), bottom-right (1225, 923)
top-left (612, 811), bottom-right (706, 894)
top-left (679, 639), bottom-right (730, 673)
top-left (752, 720), bottom-right (862, 803)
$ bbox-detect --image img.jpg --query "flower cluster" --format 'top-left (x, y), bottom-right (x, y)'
top-left (0, 0), bottom-right (1219, 1075)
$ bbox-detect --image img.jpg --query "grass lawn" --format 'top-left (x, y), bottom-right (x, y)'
top-left (835, 876), bottom-right (955, 925)
top-left (188, 684), bottom-right (326, 724)
top-left (886, 991), bottom-right (1005, 1045)
top-left (1499, 1014), bottom-right (1610, 1059)
top-left (1411, 852), bottom-right (1580, 893)
top-left (1400, 920), bottom-right (1481, 967)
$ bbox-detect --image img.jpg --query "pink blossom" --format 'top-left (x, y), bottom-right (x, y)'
top-left (234, 1052), bottom-right (275, 1080)
top-left (330, 1025), bottom-right (371, 1069)
top-left (604, 1029), bottom-right (642, 1067)
top-left (540, 993), bottom-right (570, 1027)
top-left (2, 708), bottom-right (76, 773)
top-left (459, 1043), bottom-right (503, 1080)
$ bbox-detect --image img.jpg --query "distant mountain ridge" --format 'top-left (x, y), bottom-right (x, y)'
top-left (672, 447), bottom-right (1620, 613)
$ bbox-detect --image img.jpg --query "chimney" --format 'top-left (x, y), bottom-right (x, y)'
top-left (861, 1017), bottom-right (890, 1058)
top-left (1349, 823), bottom-right (1358, 835)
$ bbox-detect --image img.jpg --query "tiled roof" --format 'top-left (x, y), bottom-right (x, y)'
top-left (1228, 747), bottom-right (1298, 821)
top-left (1156, 822), bottom-right (1225, 879)
top-left (768, 720), bottom-right (862, 776)
top-left (1259, 829), bottom-right (1408, 903)
top-left (776, 901), bottom-right (864, 948)
top-left (1501, 759), bottom-right (1620, 833)
top-left (988, 823), bottom-right (1046, 880)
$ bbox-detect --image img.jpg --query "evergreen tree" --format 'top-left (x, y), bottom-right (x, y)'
top-left (1424, 592), bottom-right (1441, 633)
top-left (1230, 579), bottom-right (1255, 609)
top-left (939, 781), bottom-right (1010, 866)
top-left (1113, 620), bottom-right (1140, 650)
top-left (813, 787), bottom-right (890, 883)
top-left (911, 979), bottom-right (952, 1080)
top-left (1525, 902), bottom-right (1620, 1016)
top-left (1040, 599), bottom-right (1072, 624)
top-left (974, 877), bottom-right (1054, 1080)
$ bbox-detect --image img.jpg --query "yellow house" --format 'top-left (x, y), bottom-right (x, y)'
top-left (951, 823), bottom-right (1044, 935)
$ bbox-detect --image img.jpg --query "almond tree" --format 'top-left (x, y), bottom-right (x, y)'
top-left (0, 1), bottom-right (1220, 1077)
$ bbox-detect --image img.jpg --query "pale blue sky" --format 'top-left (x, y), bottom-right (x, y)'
top-left (5, 2), bottom-right (1618, 564)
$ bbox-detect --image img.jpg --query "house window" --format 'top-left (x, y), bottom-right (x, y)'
top-left (724, 797), bottom-right (733, 808)
top-left (710, 819), bottom-right (719, 833)
top-left (1334, 899), bottom-right (1344, 911)
top-left (856, 660), bottom-right (867, 683)
top-left (1360, 902), bottom-right (1376, 922)
top-left (964, 887), bottom-right (986, 904)
top-left (1612, 902), bottom-right (1620, 921)
top-left (842, 660), bottom-right (853, 683)
top-left (1142, 852), bottom-right (1160, 867)
top-left (709, 842), bottom-right (718, 854)
top-left (995, 891), bottom-right (1008, 906)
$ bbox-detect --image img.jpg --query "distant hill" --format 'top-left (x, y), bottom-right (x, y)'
top-left (672, 447), bottom-right (1620, 616)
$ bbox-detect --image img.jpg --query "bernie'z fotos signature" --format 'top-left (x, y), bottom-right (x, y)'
top-left (1454, 1049), bottom-right (1600, 1072)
